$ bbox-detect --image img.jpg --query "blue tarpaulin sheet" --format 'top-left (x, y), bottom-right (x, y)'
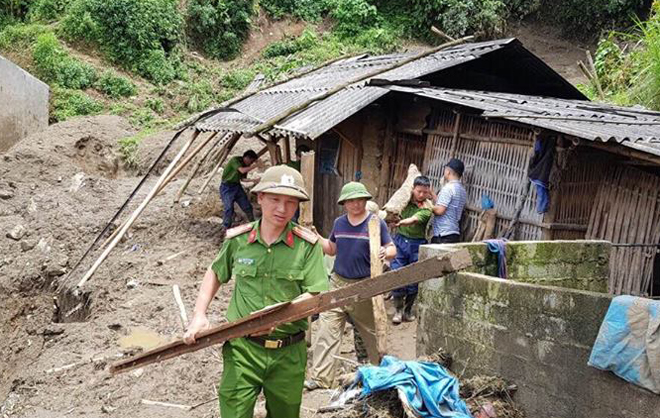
top-left (588, 295), bottom-right (660, 393)
top-left (356, 355), bottom-right (472, 418)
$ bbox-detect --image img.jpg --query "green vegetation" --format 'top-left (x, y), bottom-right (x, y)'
top-left (51, 87), bottom-right (104, 121)
top-left (94, 71), bottom-right (137, 98)
top-left (584, 1), bottom-right (660, 110)
top-left (32, 33), bottom-right (96, 89)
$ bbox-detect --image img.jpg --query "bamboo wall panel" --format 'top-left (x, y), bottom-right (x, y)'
top-left (587, 165), bottom-right (660, 296)
top-left (423, 109), bottom-right (542, 240)
top-left (384, 132), bottom-right (426, 200)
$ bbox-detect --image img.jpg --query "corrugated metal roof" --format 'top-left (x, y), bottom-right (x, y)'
top-left (195, 39), bottom-right (516, 137)
top-left (388, 86), bottom-right (660, 156)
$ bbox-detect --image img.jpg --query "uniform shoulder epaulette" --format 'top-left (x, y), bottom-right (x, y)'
top-left (292, 225), bottom-right (318, 244)
top-left (226, 223), bottom-right (254, 239)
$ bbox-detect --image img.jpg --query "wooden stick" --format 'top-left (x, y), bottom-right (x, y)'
top-left (141, 399), bottom-right (192, 411)
top-left (368, 215), bottom-right (388, 358)
top-left (175, 132), bottom-right (226, 202)
top-left (299, 151), bottom-right (315, 228)
top-left (197, 133), bottom-right (241, 195)
top-left (577, 60), bottom-right (595, 81)
top-left (431, 26), bottom-right (455, 42)
top-left (110, 250), bottom-right (472, 374)
top-left (245, 36), bottom-right (474, 138)
top-left (266, 141), bottom-right (280, 165)
top-left (172, 285), bottom-right (188, 332)
top-left (283, 137), bottom-right (291, 164)
top-left (586, 50), bottom-right (605, 99)
top-left (76, 131), bottom-right (200, 288)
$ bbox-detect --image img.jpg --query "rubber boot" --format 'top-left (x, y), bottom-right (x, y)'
top-left (392, 296), bottom-right (404, 324)
top-left (403, 293), bottom-right (417, 322)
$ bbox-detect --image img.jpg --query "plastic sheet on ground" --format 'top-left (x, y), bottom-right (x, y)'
top-left (588, 295), bottom-right (660, 393)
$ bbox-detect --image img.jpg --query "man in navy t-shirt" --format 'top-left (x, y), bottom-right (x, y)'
top-left (306, 182), bottom-right (396, 390)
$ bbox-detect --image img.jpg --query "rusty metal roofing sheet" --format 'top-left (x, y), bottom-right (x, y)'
top-left (388, 86), bottom-right (660, 156)
top-left (195, 39), bottom-right (516, 137)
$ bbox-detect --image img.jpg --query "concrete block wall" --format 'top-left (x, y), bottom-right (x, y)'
top-left (0, 55), bottom-right (49, 153)
top-left (452, 240), bottom-right (610, 292)
top-left (417, 242), bottom-right (660, 418)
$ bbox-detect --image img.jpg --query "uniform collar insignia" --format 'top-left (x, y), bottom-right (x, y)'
top-left (285, 230), bottom-right (295, 248)
top-left (247, 228), bottom-right (258, 244)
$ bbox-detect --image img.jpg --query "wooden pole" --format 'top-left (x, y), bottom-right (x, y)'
top-left (266, 141), bottom-right (280, 165)
top-left (197, 133), bottom-right (241, 195)
top-left (77, 131), bottom-right (200, 288)
top-left (245, 36), bottom-right (474, 138)
top-left (110, 250), bottom-right (472, 374)
top-left (174, 132), bottom-right (225, 202)
top-left (586, 50), bottom-right (605, 99)
top-left (431, 26), bottom-right (455, 42)
top-left (448, 112), bottom-right (462, 158)
top-left (368, 215), bottom-right (388, 358)
top-left (283, 137), bottom-right (292, 164)
top-left (172, 285), bottom-right (188, 333)
top-left (299, 151), bottom-right (315, 228)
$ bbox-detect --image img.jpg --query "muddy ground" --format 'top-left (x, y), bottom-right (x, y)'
top-left (0, 115), bottom-right (417, 418)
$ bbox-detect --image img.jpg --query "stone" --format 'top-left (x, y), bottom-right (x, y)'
top-left (7, 225), bottom-right (26, 240)
top-left (69, 172), bottom-right (85, 193)
top-left (0, 188), bottom-right (14, 199)
top-left (126, 279), bottom-right (139, 289)
top-left (20, 239), bottom-right (37, 252)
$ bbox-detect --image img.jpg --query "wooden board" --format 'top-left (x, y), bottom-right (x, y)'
top-left (368, 215), bottom-right (388, 357)
top-left (110, 250), bottom-right (472, 374)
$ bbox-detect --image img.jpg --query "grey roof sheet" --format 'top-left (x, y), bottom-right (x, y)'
top-left (196, 39), bottom-right (516, 138)
top-left (389, 86), bottom-right (660, 156)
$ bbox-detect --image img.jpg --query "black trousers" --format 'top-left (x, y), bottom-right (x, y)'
top-left (431, 234), bottom-right (460, 244)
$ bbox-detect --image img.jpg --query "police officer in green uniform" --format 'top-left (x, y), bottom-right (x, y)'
top-left (184, 165), bottom-right (329, 418)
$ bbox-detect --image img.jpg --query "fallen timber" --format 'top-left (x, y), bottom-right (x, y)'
top-left (111, 249), bottom-right (471, 374)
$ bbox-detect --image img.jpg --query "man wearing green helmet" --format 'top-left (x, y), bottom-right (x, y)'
top-left (305, 182), bottom-right (396, 390)
top-left (183, 165), bottom-right (329, 418)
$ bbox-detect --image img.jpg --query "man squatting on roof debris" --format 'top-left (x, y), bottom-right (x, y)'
top-left (219, 149), bottom-right (260, 230)
top-left (305, 182), bottom-right (397, 390)
top-left (389, 175), bottom-right (433, 325)
top-left (184, 165), bottom-right (329, 418)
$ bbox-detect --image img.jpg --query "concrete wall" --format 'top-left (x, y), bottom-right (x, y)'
top-left (417, 241), bottom-right (660, 418)
top-left (0, 55), bottom-right (49, 153)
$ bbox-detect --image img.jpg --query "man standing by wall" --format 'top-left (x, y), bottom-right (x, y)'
top-left (220, 150), bottom-right (260, 230)
top-left (305, 182), bottom-right (396, 390)
top-left (390, 176), bottom-right (433, 324)
top-left (431, 158), bottom-right (467, 244)
top-left (184, 165), bottom-right (328, 418)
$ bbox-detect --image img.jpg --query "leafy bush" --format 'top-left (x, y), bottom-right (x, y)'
top-left (262, 27), bottom-right (319, 58)
top-left (51, 87), bottom-right (104, 121)
top-left (61, 0), bottom-right (183, 84)
top-left (32, 32), bottom-right (97, 89)
top-left (29, 0), bottom-right (73, 22)
top-left (94, 71), bottom-right (137, 98)
top-left (329, 0), bottom-right (380, 38)
top-left (260, 0), bottom-right (328, 20)
top-left (1, 0), bottom-right (31, 24)
top-left (544, 0), bottom-right (643, 38)
top-left (221, 68), bottom-right (256, 90)
top-left (407, 0), bottom-right (507, 39)
top-left (186, 0), bottom-right (255, 60)
top-left (0, 22), bottom-right (50, 50)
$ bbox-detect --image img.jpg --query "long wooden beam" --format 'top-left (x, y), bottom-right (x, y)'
top-left (110, 249), bottom-right (471, 374)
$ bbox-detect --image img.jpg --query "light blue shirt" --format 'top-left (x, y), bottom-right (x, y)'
top-left (432, 180), bottom-right (467, 237)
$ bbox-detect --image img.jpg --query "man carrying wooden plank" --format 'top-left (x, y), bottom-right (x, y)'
top-left (184, 165), bottom-right (328, 418)
top-left (219, 149), bottom-right (260, 230)
top-left (390, 176), bottom-right (433, 324)
top-left (305, 182), bottom-right (396, 390)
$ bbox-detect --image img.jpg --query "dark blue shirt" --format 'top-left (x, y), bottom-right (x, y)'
top-left (329, 214), bottom-right (392, 279)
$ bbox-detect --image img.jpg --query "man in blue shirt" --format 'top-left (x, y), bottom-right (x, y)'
top-left (305, 182), bottom-right (396, 390)
top-left (432, 158), bottom-right (467, 244)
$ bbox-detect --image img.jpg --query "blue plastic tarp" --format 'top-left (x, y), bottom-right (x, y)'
top-left (588, 295), bottom-right (660, 393)
top-left (356, 355), bottom-right (473, 418)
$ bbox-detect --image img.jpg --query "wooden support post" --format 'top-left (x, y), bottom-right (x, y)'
top-left (257, 145), bottom-right (268, 158)
top-left (77, 131), bottom-right (200, 288)
top-left (299, 151), bottom-right (315, 228)
top-left (197, 133), bottom-right (241, 195)
top-left (174, 132), bottom-right (224, 202)
top-left (368, 215), bottom-right (388, 358)
top-left (283, 137), bottom-right (292, 164)
top-left (110, 249), bottom-right (472, 374)
top-left (266, 141), bottom-right (280, 165)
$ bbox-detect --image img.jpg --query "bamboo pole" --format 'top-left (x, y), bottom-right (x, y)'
top-left (76, 131), bottom-right (200, 288)
top-left (174, 132), bottom-right (225, 203)
top-left (368, 215), bottom-right (388, 358)
top-left (245, 36), bottom-right (474, 138)
top-left (586, 50), bottom-right (605, 99)
top-left (197, 133), bottom-right (241, 195)
top-left (431, 26), bottom-right (455, 42)
top-left (299, 151), bottom-right (315, 228)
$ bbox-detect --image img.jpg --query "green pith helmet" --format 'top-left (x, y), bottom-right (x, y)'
top-left (337, 182), bottom-right (372, 204)
top-left (251, 165), bottom-right (309, 201)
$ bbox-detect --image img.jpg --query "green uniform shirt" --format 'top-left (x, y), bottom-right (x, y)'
top-left (398, 202), bottom-right (432, 239)
top-left (286, 160), bottom-right (301, 172)
top-left (210, 220), bottom-right (328, 337)
top-left (221, 156), bottom-right (246, 184)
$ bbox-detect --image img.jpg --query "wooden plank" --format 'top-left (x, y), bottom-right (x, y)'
top-left (299, 151), bottom-right (315, 228)
top-left (283, 137), bottom-right (291, 164)
top-left (368, 215), bottom-right (388, 358)
top-left (110, 250), bottom-right (472, 374)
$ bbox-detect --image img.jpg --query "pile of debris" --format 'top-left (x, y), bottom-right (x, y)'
top-left (323, 350), bottom-right (523, 418)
